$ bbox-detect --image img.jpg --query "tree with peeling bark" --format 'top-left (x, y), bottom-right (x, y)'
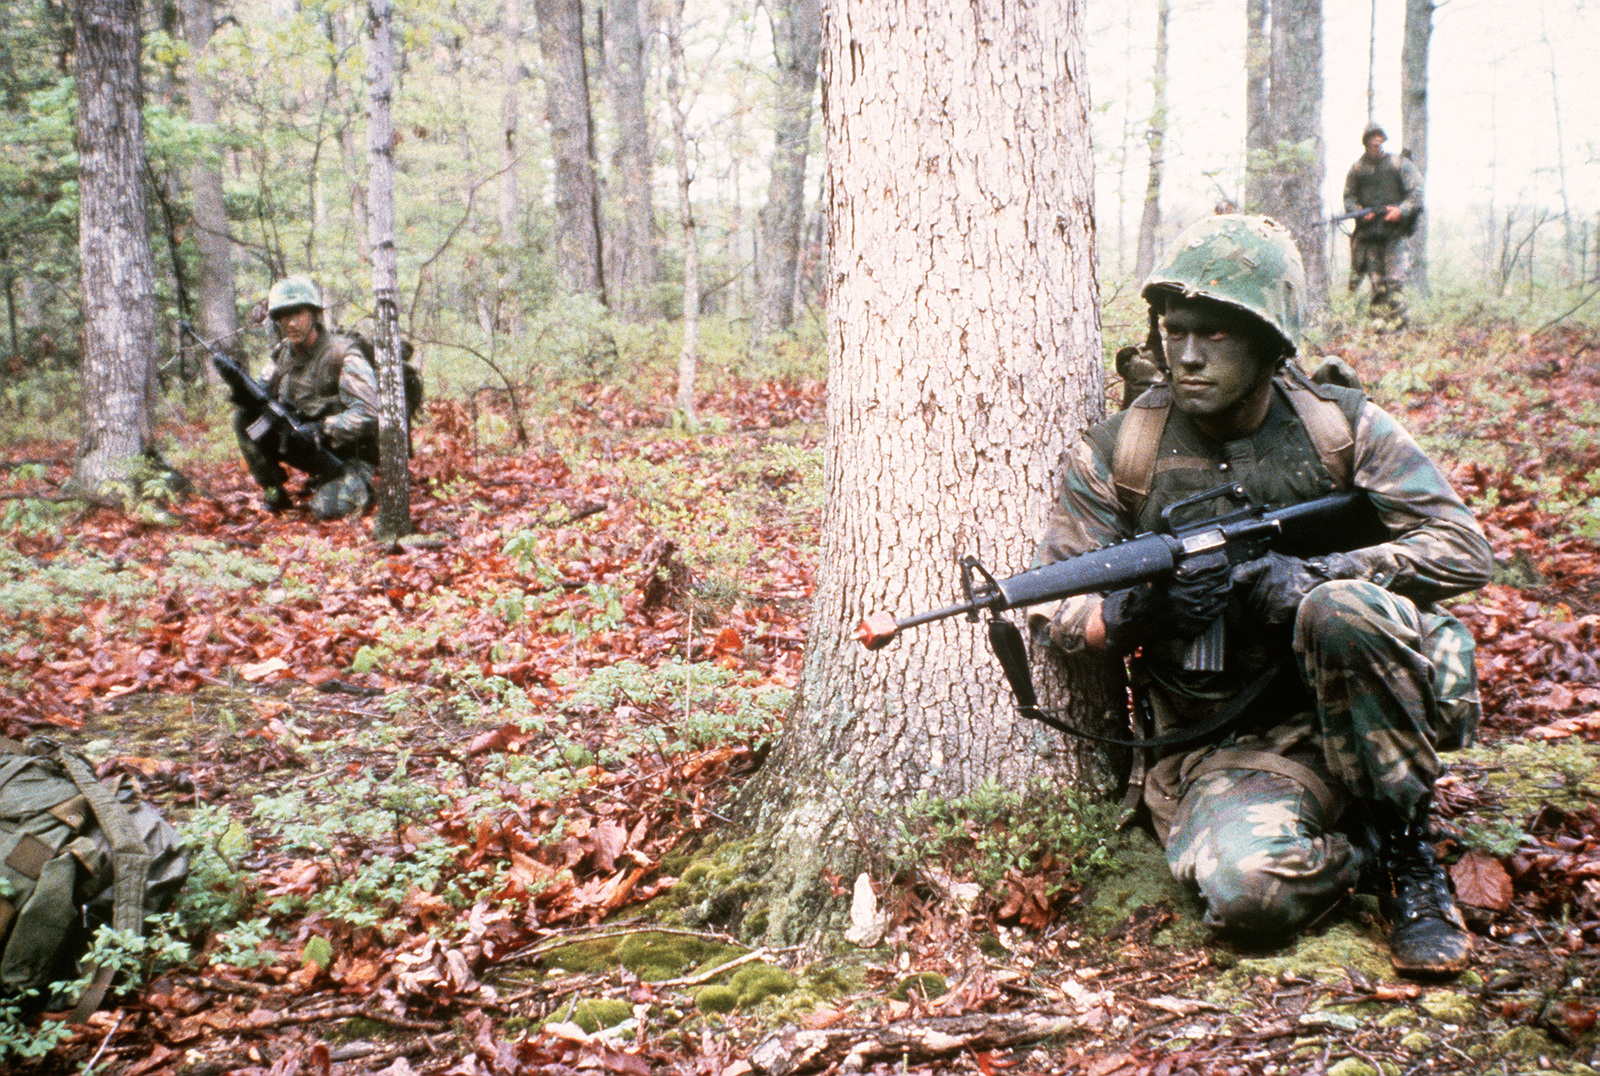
top-left (732, 0), bottom-right (1114, 945)
top-left (68, 0), bottom-right (165, 501)
top-left (665, 0), bottom-right (700, 428)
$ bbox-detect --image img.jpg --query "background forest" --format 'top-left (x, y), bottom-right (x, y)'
top-left (3, 0), bottom-right (1597, 431)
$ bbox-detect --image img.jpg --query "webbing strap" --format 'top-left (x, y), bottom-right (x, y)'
top-left (54, 751), bottom-right (150, 1022)
top-left (1111, 393), bottom-right (1170, 516)
top-left (1188, 746), bottom-right (1345, 823)
top-left (1281, 377), bottom-right (1355, 489)
top-left (985, 616), bottom-right (1278, 751)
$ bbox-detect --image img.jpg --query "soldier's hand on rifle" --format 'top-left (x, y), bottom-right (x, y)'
top-left (1232, 551), bottom-right (1362, 624)
top-left (1099, 549), bottom-right (1232, 653)
top-left (1383, 205), bottom-right (1403, 223)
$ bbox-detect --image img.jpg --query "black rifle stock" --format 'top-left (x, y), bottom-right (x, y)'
top-left (179, 320), bottom-right (347, 482)
top-left (856, 484), bottom-right (1388, 651)
top-left (1330, 205), bottom-right (1381, 226)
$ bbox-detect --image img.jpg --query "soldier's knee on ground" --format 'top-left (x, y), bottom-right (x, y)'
top-left (1295, 579), bottom-right (1415, 658)
top-left (309, 470), bottom-right (373, 520)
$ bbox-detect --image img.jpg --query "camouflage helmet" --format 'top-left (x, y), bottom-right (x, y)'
top-left (267, 275), bottom-right (323, 317)
top-left (1141, 214), bottom-right (1305, 356)
top-left (1362, 123), bottom-right (1387, 144)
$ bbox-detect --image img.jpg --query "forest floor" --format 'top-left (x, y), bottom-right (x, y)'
top-left (0, 319), bottom-right (1597, 1075)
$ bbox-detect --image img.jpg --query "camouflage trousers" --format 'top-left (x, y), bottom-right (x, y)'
top-left (1151, 579), bottom-right (1479, 942)
top-left (234, 413), bottom-right (375, 521)
top-left (1349, 236), bottom-right (1411, 328)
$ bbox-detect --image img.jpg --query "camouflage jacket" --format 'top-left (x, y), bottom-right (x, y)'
top-left (264, 329), bottom-right (380, 453)
top-left (1342, 151), bottom-right (1422, 240)
top-left (1036, 376), bottom-right (1492, 706)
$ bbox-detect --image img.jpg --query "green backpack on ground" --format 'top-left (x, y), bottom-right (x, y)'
top-left (0, 739), bottom-right (189, 1018)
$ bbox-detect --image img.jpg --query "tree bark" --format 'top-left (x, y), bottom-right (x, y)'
top-left (733, 0), bottom-right (1114, 946)
top-left (1132, 0), bottom-right (1169, 282)
top-left (1244, 0), bottom-right (1270, 212)
top-left (69, 0), bottom-right (159, 499)
top-left (178, 0), bottom-right (240, 368)
top-left (1400, 0), bottom-right (1432, 294)
top-left (1242, 0), bottom-right (1326, 306)
top-left (535, 0), bottom-right (607, 303)
top-left (366, 0), bottom-right (411, 542)
top-left (665, 0), bottom-right (698, 427)
top-left (498, 0), bottom-right (526, 334)
top-left (749, 0), bottom-right (820, 355)
top-left (605, 0), bottom-right (657, 322)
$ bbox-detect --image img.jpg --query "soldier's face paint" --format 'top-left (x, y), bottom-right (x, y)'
top-left (1162, 297), bottom-right (1276, 439)
top-left (273, 307), bottom-right (319, 351)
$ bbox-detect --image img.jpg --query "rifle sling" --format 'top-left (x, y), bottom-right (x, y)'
top-left (985, 615), bottom-right (1276, 751)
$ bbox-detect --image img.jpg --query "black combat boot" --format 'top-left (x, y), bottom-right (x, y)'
top-left (1379, 800), bottom-right (1470, 976)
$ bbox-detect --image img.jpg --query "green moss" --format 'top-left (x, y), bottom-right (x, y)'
top-left (1418, 989), bottom-right (1477, 1024)
top-left (1211, 918), bottom-right (1392, 996)
top-left (1399, 1031), bottom-right (1431, 1051)
top-left (695, 985), bottom-right (739, 1014)
top-left (891, 973), bottom-right (947, 1001)
top-left (1494, 1025), bottom-right (1559, 1058)
top-left (1326, 1058), bottom-right (1380, 1076)
top-left (1455, 741), bottom-right (1600, 817)
top-left (1078, 829), bottom-right (1206, 947)
top-left (566, 998), bottom-right (633, 1034)
top-left (614, 931), bottom-right (746, 981)
top-left (731, 963), bottom-right (797, 1006)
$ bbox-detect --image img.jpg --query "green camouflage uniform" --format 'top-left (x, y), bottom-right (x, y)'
top-left (1343, 151), bottom-right (1422, 330)
top-left (1038, 376), bottom-right (1491, 941)
top-left (235, 328), bottom-right (380, 520)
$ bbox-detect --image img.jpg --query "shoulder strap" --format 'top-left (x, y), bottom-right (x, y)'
top-left (1111, 388), bottom-right (1172, 517)
top-left (1279, 372), bottom-right (1356, 489)
top-left (53, 750), bottom-right (151, 1022)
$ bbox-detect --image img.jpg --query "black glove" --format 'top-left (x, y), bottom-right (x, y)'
top-left (1100, 549), bottom-right (1232, 653)
top-left (1231, 551), bottom-right (1362, 624)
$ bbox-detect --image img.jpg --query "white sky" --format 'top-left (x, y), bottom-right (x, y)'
top-left (1087, 0), bottom-right (1600, 235)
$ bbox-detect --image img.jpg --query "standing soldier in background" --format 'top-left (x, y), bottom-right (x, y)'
top-left (238, 276), bottom-right (379, 519)
top-left (1342, 124), bottom-right (1423, 333)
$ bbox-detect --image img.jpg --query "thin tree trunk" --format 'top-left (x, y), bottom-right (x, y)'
top-left (605, 0), bottom-right (657, 322)
top-left (1401, 0), bottom-right (1432, 294)
top-left (69, 0), bottom-right (159, 499)
top-left (498, 0), bottom-right (525, 334)
top-left (1133, 0), bottom-right (1169, 281)
top-left (734, 0), bottom-right (1113, 947)
top-left (666, 0), bottom-right (698, 427)
top-left (366, 0), bottom-right (411, 542)
top-left (749, 0), bottom-right (820, 355)
top-left (1244, 0), bottom-right (1270, 212)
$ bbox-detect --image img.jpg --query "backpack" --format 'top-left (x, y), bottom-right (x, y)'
top-left (343, 332), bottom-right (425, 421)
top-left (0, 740), bottom-right (189, 1018)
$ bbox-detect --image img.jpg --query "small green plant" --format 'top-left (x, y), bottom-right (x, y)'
top-left (890, 777), bottom-right (1118, 895)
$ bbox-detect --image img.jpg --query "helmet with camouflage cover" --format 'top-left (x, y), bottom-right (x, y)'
top-left (1141, 214), bottom-right (1305, 357)
top-left (1362, 123), bottom-right (1387, 143)
top-left (267, 275), bottom-right (323, 317)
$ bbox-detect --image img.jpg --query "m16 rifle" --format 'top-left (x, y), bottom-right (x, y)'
top-left (1329, 205), bottom-right (1381, 226)
top-left (179, 320), bottom-right (347, 483)
top-left (856, 484), bottom-right (1389, 746)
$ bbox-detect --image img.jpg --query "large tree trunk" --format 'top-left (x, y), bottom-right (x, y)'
top-left (69, 0), bottom-right (159, 499)
top-left (1400, 0), bottom-right (1432, 294)
top-left (366, 0), bottom-right (411, 542)
top-left (535, 0), bottom-right (607, 303)
top-left (1243, 0), bottom-right (1326, 306)
top-left (733, 0), bottom-right (1113, 947)
top-left (178, 0), bottom-right (240, 368)
top-left (605, 0), bottom-right (657, 322)
top-left (749, 0), bottom-right (820, 355)
top-left (1132, 0), bottom-right (1169, 281)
